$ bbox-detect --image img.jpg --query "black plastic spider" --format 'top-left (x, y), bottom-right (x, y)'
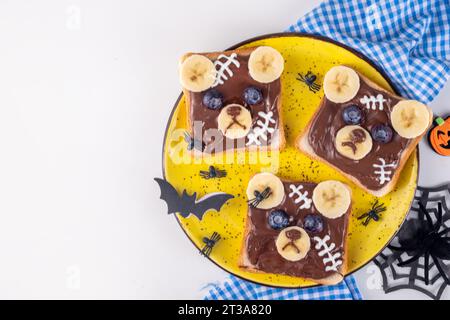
top-left (388, 202), bottom-right (450, 285)
top-left (199, 166), bottom-right (226, 179)
top-left (297, 71), bottom-right (321, 93)
top-left (357, 200), bottom-right (386, 226)
top-left (184, 131), bottom-right (205, 152)
top-left (200, 232), bottom-right (221, 257)
top-left (247, 187), bottom-right (271, 208)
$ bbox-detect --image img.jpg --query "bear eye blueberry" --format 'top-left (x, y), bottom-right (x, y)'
top-left (342, 105), bottom-right (364, 125)
top-left (203, 89), bottom-right (223, 110)
top-left (268, 210), bottom-right (290, 230)
top-left (371, 124), bottom-right (393, 143)
top-left (243, 86), bottom-right (263, 105)
top-left (303, 214), bottom-right (324, 233)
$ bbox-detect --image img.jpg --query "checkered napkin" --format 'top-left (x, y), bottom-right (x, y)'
top-left (288, 0), bottom-right (450, 103)
top-left (203, 0), bottom-right (449, 300)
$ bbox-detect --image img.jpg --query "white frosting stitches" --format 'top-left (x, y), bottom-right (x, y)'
top-left (288, 184), bottom-right (312, 209)
top-left (313, 235), bottom-right (343, 272)
top-left (246, 111), bottom-right (276, 146)
top-left (360, 94), bottom-right (386, 111)
top-left (373, 157), bottom-right (397, 185)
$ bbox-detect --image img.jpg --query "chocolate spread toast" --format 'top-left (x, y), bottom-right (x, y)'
top-left (296, 66), bottom-right (432, 197)
top-left (240, 173), bottom-right (352, 285)
top-left (179, 46), bottom-right (286, 154)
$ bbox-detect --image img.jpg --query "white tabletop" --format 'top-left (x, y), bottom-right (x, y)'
top-left (0, 0), bottom-right (448, 300)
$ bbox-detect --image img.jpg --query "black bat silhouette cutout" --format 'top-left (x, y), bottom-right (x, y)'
top-left (154, 178), bottom-right (234, 220)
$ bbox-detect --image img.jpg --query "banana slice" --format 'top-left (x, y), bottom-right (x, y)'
top-left (391, 100), bottom-right (432, 139)
top-left (335, 125), bottom-right (373, 160)
top-left (248, 46), bottom-right (284, 84)
top-left (275, 227), bottom-right (311, 261)
top-left (323, 66), bottom-right (360, 103)
top-left (312, 180), bottom-right (351, 219)
top-left (246, 172), bottom-right (285, 209)
top-left (179, 54), bottom-right (216, 92)
top-left (217, 104), bottom-right (252, 139)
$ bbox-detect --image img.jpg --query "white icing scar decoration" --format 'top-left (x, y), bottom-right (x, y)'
top-left (373, 158), bottom-right (397, 185)
top-left (360, 94), bottom-right (386, 110)
top-left (246, 111), bottom-right (276, 146)
top-left (313, 235), bottom-right (343, 272)
top-left (288, 184), bottom-right (312, 209)
top-left (212, 53), bottom-right (240, 87)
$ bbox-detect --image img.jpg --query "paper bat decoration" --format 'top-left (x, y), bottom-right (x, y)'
top-left (154, 178), bottom-right (234, 220)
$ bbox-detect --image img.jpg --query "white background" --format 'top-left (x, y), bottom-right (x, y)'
top-left (0, 0), bottom-right (448, 299)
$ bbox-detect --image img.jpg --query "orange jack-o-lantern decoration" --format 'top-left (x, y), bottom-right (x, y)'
top-left (429, 117), bottom-right (450, 156)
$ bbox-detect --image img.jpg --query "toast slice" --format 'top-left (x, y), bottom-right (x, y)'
top-left (179, 47), bottom-right (285, 155)
top-left (296, 66), bottom-right (432, 197)
top-left (239, 173), bottom-right (352, 285)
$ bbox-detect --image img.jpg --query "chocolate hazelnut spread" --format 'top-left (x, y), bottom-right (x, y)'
top-left (308, 78), bottom-right (408, 191)
top-left (189, 51), bottom-right (281, 153)
top-left (245, 181), bottom-right (349, 280)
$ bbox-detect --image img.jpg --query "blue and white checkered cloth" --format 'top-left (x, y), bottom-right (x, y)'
top-left (204, 275), bottom-right (362, 300)
top-left (288, 0), bottom-right (449, 103)
top-left (203, 0), bottom-right (449, 300)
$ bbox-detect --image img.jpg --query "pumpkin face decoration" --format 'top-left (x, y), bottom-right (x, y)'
top-left (429, 117), bottom-right (450, 156)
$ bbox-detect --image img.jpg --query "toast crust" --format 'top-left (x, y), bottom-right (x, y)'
top-left (295, 72), bottom-right (432, 197)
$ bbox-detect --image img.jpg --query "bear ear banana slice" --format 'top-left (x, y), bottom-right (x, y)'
top-left (179, 54), bottom-right (216, 92)
top-left (246, 172), bottom-right (285, 209)
top-left (323, 66), bottom-right (360, 103)
top-left (312, 180), bottom-right (351, 219)
top-left (248, 46), bottom-right (284, 84)
top-left (391, 100), bottom-right (432, 139)
top-left (275, 226), bottom-right (311, 261)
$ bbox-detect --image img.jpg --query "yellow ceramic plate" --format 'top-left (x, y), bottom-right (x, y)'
top-left (162, 33), bottom-right (418, 288)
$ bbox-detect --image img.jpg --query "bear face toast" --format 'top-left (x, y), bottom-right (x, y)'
top-left (296, 66), bottom-right (433, 197)
top-left (240, 173), bottom-right (352, 285)
top-left (179, 46), bottom-right (285, 154)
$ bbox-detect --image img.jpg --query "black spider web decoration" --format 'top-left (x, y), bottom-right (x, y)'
top-left (374, 183), bottom-right (450, 300)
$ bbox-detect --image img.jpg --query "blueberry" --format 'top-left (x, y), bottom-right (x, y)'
top-left (268, 210), bottom-right (290, 230)
top-left (202, 89), bottom-right (223, 110)
top-left (342, 105), bottom-right (364, 125)
top-left (371, 124), bottom-right (393, 143)
top-left (243, 87), bottom-right (263, 105)
top-left (303, 215), bottom-right (324, 233)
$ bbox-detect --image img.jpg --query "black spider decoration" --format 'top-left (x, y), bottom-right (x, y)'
top-left (297, 71), bottom-right (321, 93)
top-left (200, 232), bottom-right (221, 257)
top-left (199, 166), bottom-right (227, 179)
top-left (357, 200), bottom-right (386, 226)
top-left (388, 201), bottom-right (450, 285)
top-left (184, 131), bottom-right (205, 152)
top-left (247, 187), bottom-right (271, 208)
